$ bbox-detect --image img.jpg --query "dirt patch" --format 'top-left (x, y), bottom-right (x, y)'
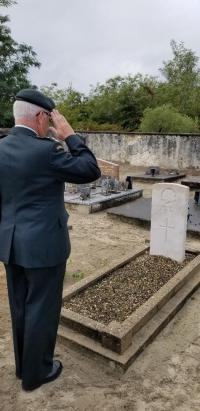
top-left (64, 251), bottom-right (195, 324)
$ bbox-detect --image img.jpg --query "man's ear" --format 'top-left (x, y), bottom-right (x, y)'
top-left (37, 112), bottom-right (43, 123)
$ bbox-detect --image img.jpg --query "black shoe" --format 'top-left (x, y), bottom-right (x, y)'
top-left (22, 360), bottom-right (63, 391)
top-left (42, 360), bottom-right (63, 384)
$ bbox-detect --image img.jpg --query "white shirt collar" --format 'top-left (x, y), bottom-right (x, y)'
top-left (15, 125), bottom-right (37, 135)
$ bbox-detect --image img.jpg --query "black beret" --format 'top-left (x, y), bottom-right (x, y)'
top-left (15, 89), bottom-right (55, 112)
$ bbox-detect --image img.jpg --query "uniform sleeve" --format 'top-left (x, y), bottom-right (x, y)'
top-left (49, 134), bottom-right (101, 183)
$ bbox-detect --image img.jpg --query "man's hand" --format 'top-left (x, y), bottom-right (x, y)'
top-left (49, 110), bottom-right (75, 141)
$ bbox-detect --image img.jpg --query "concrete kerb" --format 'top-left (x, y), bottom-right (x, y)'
top-left (129, 173), bottom-right (186, 183)
top-left (59, 246), bottom-right (200, 365)
top-left (65, 189), bottom-right (143, 214)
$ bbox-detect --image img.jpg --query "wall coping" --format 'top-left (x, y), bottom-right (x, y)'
top-left (77, 130), bottom-right (200, 137)
top-left (1, 128), bottom-right (200, 138)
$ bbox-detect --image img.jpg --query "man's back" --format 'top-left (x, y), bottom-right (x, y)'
top-left (0, 126), bottom-right (100, 267)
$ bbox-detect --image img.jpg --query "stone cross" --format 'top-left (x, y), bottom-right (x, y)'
top-left (150, 183), bottom-right (189, 262)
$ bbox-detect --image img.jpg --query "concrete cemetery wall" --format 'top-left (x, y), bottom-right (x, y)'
top-left (1, 128), bottom-right (200, 170)
top-left (80, 132), bottom-right (200, 170)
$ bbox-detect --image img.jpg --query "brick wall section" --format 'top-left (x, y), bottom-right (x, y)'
top-left (97, 158), bottom-right (119, 179)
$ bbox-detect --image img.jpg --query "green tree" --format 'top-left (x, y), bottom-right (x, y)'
top-left (88, 74), bottom-right (157, 131)
top-left (41, 40), bottom-right (200, 132)
top-left (158, 40), bottom-right (200, 119)
top-left (0, 0), bottom-right (40, 126)
top-left (40, 83), bottom-right (69, 106)
top-left (41, 75), bottom-right (158, 131)
top-left (58, 86), bottom-right (89, 127)
top-left (0, 0), bottom-right (16, 6)
top-left (139, 105), bottom-right (199, 133)
top-left (160, 40), bottom-right (200, 86)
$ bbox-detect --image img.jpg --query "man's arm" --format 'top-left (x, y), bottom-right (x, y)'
top-left (49, 136), bottom-right (101, 183)
top-left (48, 110), bottom-right (101, 183)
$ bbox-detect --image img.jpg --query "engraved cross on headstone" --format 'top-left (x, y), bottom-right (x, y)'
top-left (160, 218), bottom-right (174, 241)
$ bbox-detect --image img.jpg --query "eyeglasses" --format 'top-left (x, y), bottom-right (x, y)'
top-left (36, 111), bottom-right (51, 118)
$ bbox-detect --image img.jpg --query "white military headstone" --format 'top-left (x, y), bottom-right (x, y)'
top-left (150, 183), bottom-right (189, 262)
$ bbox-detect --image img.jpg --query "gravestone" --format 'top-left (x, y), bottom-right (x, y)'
top-left (150, 183), bottom-right (189, 262)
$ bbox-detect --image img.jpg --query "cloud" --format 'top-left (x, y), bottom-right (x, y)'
top-left (7, 0), bottom-right (200, 93)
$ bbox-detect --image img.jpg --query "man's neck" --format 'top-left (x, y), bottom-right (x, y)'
top-left (15, 121), bottom-right (38, 135)
top-left (15, 124), bottom-right (38, 135)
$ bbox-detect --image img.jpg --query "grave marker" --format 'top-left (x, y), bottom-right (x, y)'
top-left (97, 159), bottom-right (119, 179)
top-left (150, 183), bottom-right (189, 262)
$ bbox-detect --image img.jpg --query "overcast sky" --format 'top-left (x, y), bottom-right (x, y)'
top-left (4, 0), bottom-right (200, 93)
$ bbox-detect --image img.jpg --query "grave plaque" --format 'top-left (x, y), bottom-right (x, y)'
top-left (97, 159), bottom-right (119, 179)
top-left (150, 183), bottom-right (189, 262)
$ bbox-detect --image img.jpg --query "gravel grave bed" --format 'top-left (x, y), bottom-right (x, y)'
top-left (64, 251), bottom-right (195, 324)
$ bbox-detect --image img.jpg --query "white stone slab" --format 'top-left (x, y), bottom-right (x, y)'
top-left (150, 183), bottom-right (189, 262)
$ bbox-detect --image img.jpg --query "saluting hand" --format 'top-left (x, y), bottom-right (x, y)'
top-left (49, 110), bottom-right (75, 141)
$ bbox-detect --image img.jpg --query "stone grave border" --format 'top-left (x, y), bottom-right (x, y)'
top-left (129, 173), bottom-right (186, 182)
top-left (65, 188), bottom-right (142, 213)
top-left (58, 245), bottom-right (200, 370)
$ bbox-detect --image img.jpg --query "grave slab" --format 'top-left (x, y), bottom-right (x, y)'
top-left (181, 177), bottom-right (200, 205)
top-left (64, 188), bottom-right (142, 213)
top-left (107, 198), bottom-right (200, 234)
top-left (129, 173), bottom-right (185, 182)
top-left (181, 176), bottom-right (200, 189)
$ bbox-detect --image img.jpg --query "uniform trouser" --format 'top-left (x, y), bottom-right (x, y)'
top-left (4, 262), bottom-right (66, 389)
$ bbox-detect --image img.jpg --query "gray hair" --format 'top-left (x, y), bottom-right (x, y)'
top-left (13, 100), bottom-right (43, 120)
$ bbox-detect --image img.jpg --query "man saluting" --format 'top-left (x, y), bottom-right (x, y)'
top-left (0, 89), bottom-right (101, 391)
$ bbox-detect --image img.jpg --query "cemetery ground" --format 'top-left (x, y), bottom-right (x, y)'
top-left (1, 165), bottom-right (200, 410)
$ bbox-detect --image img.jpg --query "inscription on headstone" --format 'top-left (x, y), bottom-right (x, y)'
top-left (150, 183), bottom-right (189, 262)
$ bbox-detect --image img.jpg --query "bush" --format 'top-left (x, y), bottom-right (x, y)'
top-left (139, 105), bottom-right (199, 133)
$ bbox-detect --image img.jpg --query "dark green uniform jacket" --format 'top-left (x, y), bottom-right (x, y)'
top-left (0, 126), bottom-right (101, 267)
